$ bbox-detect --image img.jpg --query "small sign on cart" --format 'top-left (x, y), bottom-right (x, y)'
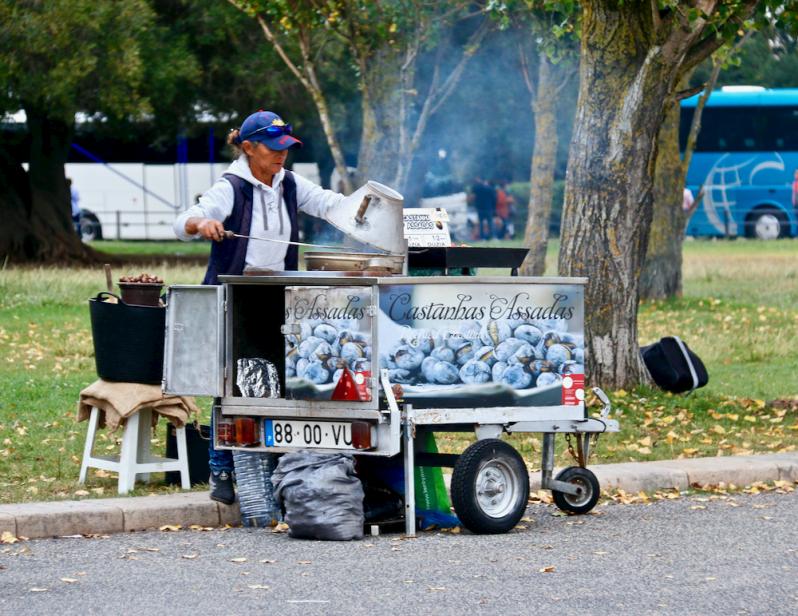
top-left (403, 208), bottom-right (451, 247)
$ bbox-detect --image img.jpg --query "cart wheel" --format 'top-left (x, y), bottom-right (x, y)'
top-left (450, 439), bottom-right (529, 534)
top-left (552, 466), bottom-right (600, 515)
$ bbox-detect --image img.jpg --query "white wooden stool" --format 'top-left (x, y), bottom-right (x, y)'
top-left (79, 406), bottom-right (191, 494)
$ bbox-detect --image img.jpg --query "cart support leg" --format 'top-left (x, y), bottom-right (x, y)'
top-left (540, 432), bottom-right (582, 496)
top-left (541, 432), bottom-right (555, 489)
top-left (403, 406), bottom-right (416, 538)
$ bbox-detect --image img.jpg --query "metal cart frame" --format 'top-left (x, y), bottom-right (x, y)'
top-left (164, 274), bottom-right (619, 535)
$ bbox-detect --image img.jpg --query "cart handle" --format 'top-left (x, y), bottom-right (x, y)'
top-left (592, 387), bottom-right (612, 418)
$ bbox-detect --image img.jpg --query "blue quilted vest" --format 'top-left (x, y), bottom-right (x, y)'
top-left (201, 170), bottom-right (299, 285)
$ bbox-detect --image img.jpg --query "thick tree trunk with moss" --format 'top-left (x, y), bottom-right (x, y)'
top-left (0, 110), bottom-right (95, 263)
top-left (640, 101), bottom-right (690, 299)
top-left (521, 55), bottom-right (560, 276)
top-left (558, 3), bottom-right (683, 389)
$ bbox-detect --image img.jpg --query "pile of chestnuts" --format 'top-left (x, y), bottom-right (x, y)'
top-left (380, 319), bottom-right (584, 389)
top-left (285, 320), bottom-right (372, 385)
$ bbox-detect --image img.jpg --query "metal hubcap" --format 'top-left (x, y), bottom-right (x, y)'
top-left (754, 214), bottom-right (780, 240)
top-left (562, 477), bottom-right (592, 508)
top-left (476, 459), bottom-right (519, 518)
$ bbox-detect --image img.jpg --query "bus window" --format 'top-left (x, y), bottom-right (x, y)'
top-left (762, 107), bottom-right (798, 151)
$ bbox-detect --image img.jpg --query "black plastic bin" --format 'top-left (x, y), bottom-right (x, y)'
top-left (89, 292), bottom-right (165, 384)
top-left (165, 423), bottom-right (211, 486)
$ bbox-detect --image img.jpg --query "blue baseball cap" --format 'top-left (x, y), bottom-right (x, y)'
top-left (236, 111), bottom-right (302, 150)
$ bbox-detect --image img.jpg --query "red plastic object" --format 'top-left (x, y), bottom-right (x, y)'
top-left (351, 421), bottom-right (372, 449)
top-left (332, 367), bottom-right (371, 401)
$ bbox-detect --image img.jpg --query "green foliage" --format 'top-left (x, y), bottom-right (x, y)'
top-left (692, 28), bottom-right (798, 89)
top-left (0, 0), bottom-right (160, 120)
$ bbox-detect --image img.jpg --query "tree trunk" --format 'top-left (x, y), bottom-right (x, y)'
top-left (356, 47), bottom-right (403, 189)
top-left (639, 100), bottom-right (690, 299)
top-left (0, 109), bottom-right (95, 263)
top-left (558, 3), bottom-right (678, 389)
top-left (520, 54), bottom-right (560, 276)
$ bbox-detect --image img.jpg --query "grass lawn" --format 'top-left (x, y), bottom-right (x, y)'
top-left (92, 239), bottom-right (211, 258)
top-left (0, 238), bottom-right (796, 503)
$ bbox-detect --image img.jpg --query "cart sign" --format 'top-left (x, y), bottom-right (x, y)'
top-left (403, 208), bottom-right (451, 247)
top-left (378, 283), bottom-right (585, 409)
top-left (283, 286), bottom-right (373, 401)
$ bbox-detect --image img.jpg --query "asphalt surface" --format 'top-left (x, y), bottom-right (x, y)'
top-left (1, 491), bottom-right (796, 616)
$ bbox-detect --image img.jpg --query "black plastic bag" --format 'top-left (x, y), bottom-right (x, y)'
top-left (641, 336), bottom-right (708, 394)
top-left (272, 452), bottom-right (364, 540)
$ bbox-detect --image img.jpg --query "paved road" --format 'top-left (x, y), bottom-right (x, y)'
top-left (1, 491), bottom-right (796, 616)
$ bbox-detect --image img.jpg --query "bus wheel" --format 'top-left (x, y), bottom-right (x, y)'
top-left (747, 208), bottom-right (785, 240)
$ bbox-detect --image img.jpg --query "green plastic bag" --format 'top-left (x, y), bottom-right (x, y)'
top-left (413, 432), bottom-right (459, 528)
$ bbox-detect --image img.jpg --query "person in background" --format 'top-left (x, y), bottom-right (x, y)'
top-left (682, 187), bottom-right (695, 212)
top-left (494, 180), bottom-right (515, 239)
top-left (471, 176), bottom-right (496, 240)
top-left (792, 169), bottom-right (798, 208)
top-left (173, 110), bottom-right (347, 505)
top-left (67, 178), bottom-right (81, 238)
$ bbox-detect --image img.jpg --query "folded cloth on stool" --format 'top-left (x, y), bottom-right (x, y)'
top-left (77, 379), bottom-right (200, 431)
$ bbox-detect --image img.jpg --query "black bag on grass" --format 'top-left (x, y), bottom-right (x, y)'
top-left (641, 336), bottom-right (708, 394)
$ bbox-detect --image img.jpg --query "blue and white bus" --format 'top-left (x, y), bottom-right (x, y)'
top-left (680, 87), bottom-right (798, 239)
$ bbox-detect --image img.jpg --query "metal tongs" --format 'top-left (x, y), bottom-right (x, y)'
top-left (222, 230), bottom-right (342, 251)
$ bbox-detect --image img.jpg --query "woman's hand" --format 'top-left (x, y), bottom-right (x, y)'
top-left (186, 217), bottom-right (226, 242)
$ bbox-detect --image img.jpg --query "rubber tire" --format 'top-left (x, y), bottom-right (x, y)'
top-left (80, 211), bottom-right (103, 242)
top-left (450, 439), bottom-right (529, 534)
top-left (552, 466), bottom-right (600, 515)
top-left (746, 208), bottom-right (785, 240)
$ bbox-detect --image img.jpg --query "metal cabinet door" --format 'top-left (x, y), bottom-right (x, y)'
top-left (163, 285), bottom-right (225, 396)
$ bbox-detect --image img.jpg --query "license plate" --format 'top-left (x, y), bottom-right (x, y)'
top-left (263, 419), bottom-right (353, 449)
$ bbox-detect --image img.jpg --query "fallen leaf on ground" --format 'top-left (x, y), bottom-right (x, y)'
top-left (247, 584), bottom-right (270, 590)
top-left (60, 578), bottom-right (78, 584)
top-left (1, 532), bottom-right (18, 544)
top-left (428, 586), bottom-right (446, 591)
top-left (29, 588), bottom-right (48, 592)
top-left (182, 554), bottom-right (198, 560)
top-left (259, 559), bottom-right (276, 564)
top-left (271, 523), bottom-right (289, 534)
top-left (159, 525), bottom-right (181, 532)
top-left (230, 557), bottom-right (248, 563)
top-left (539, 566), bottom-right (556, 573)
top-left (298, 560), bottom-right (312, 565)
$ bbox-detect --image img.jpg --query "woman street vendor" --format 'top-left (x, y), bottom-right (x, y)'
top-left (173, 110), bottom-right (347, 505)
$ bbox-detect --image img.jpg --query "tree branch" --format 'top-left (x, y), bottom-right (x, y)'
top-left (427, 18), bottom-right (489, 117)
top-left (679, 0), bottom-right (758, 73)
top-left (554, 65), bottom-right (577, 97)
top-left (518, 42), bottom-right (536, 99)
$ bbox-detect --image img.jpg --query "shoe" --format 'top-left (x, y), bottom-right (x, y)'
top-left (209, 470), bottom-right (235, 505)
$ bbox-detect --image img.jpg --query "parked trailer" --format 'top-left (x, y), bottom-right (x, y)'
top-left (163, 274), bottom-right (618, 535)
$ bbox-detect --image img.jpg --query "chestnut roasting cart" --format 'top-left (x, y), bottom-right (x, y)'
top-left (163, 272), bottom-right (618, 536)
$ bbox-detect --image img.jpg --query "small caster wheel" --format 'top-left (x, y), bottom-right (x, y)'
top-left (552, 466), bottom-right (600, 515)
top-left (451, 439), bottom-right (529, 534)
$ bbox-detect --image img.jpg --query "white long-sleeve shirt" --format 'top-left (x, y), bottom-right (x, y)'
top-left (174, 155), bottom-right (345, 271)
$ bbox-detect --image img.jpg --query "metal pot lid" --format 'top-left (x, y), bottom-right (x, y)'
top-left (325, 181), bottom-right (407, 255)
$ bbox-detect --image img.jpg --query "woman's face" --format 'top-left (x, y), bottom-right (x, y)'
top-left (242, 140), bottom-right (288, 184)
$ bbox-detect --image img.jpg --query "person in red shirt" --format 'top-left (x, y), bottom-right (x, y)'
top-left (494, 180), bottom-right (515, 239)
